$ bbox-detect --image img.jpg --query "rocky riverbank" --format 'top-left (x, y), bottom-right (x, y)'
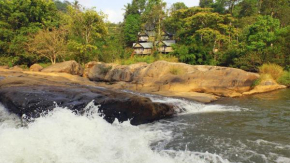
top-left (0, 60), bottom-right (286, 125)
top-left (0, 69), bottom-right (174, 125)
top-left (83, 60), bottom-right (286, 102)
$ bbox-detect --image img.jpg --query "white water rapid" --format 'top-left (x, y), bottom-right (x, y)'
top-left (0, 99), bottom-right (234, 163)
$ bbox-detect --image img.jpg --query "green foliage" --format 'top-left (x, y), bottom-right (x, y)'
top-left (0, 0), bottom-right (289, 74)
top-left (260, 0), bottom-right (290, 26)
top-left (251, 78), bottom-right (261, 88)
top-left (234, 0), bottom-right (258, 17)
top-left (246, 16), bottom-right (280, 51)
top-left (167, 7), bottom-right (238, 65)
top-left (54, 0), bottom-right (70, 13)
top-left (115, 55), bottom-right (177, 65)
top-left (0, 56), bottom-right (19, 67)
top-left (123, 14), bottom-right (141, 46)
top-left (38, 62), bottom-right (52, 68)
top-left (116, 55), bottom-right (156, 65)
top-left (67, 6), bottom-right (107, 64)
top-left (0, 0), bottom-right (59, 65)
top-left (199, 0), bottom-right (213, 8)
top-left (170, 2), bottom-right (187, 12)
top-left (277, 71), bottom-right (290, 86)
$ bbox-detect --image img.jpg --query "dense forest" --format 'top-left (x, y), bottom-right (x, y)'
top-left (0, 0), bottom-right (289, 72)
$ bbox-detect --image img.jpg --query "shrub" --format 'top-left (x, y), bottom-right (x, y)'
top-left (169, 66), bottom-right (185, 75)
top-left (259, 63), bottom-right (284, 80)
top-left (277, 71), bottom-right (290, 86)
top-left (0, 56), bottom-right (19, 67)
top-left (251, 74), bottom-right (272, 87)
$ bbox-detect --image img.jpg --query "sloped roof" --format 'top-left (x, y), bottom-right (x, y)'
top-left (133, 42), bottom-right (153, 49)
top-left (163, 40), bottom-right (176, 46)
top-left (156, 40), bottom-right (176, 47)
top-left (138, 31), bottom-right (148, 36)
top-left (138, 30), bottom-right (155, 37)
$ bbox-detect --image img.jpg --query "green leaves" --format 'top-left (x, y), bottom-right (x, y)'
top-left (124, 14), bottom-right (141, 46)
top-left (246, 15), bottom-right (281, 51)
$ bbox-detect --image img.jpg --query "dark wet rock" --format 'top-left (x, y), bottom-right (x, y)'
top-left (0, 70), bottom-right (174, 125)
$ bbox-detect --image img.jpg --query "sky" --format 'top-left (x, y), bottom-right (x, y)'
top-left (68, 0), bottom-right (200, 23)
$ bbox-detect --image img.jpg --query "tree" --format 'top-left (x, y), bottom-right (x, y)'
top-left (170, 2), bottom-right (187, 12)
top-left (235, 0), bottom-right (259, 17)
top-left (246, 16), bottom-right (280, 52)
top-left (123, 14), bottom-right (141, 46)
top-left (97, 23), bottom-right (123, 62)
top-left (0, 0), bottom-right (59, 65)
top-left (212, 0), bottom-right (239, 15)
top-left (199, 0), bottom-right (213, 8)
top-left (141, 0), bottom-right (167, 54)
top-left (123, 0), bottom-right (146, 46)
top-left (26, 28), bottom-right (68, 64)
top-left (233, 15), bottom-right (284, 71)
top-left (67, 6), bottom-right (107, 63)
top-left (260, 0), bottom-right (290, 26)
top-left (168, 7), bottom-right (238, 65)
top-left (124, 0), bottom-right (146, 17)
top-left (54, 0), bottom-right (71, 13)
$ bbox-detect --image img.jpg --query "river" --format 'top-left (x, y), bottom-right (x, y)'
top-left (0, 89), bottom-right (289, 163)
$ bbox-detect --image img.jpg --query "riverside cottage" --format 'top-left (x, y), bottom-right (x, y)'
top-left (132, 30), bottom-right (175, 55)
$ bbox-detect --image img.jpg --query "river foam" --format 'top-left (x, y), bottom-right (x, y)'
top-left (148, 96), bottom-right (244, 114)
top-left (0, 102), bottom-right (229, 163)
top-left (121, 91), bottom-right (245, 114)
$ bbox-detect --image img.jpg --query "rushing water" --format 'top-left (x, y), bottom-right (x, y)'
top-left (0, 89), bottom-right (289, 163)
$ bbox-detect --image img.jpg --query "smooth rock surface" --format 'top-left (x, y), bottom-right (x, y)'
top-left (243, 79), bottom-right (287, 95)
top-left (0, 69), bottom-right (175, 125)
top-left (9, 65), bottom-right (23, 71)
top-left (42, 60), bottom-right (83, 76)
top-left (30, 64), bottom-right (43, 72)
top-left (84, 61), bottom-right (262, 100)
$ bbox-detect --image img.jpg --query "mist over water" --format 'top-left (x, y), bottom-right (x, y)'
top-left (0, 89), bottom-right (289, 163)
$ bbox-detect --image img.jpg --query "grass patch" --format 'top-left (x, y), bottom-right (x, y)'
top-left (251, 78), bottom-right (261, 88)
top-left (19, 65), bottom-right (29, 70)
top-left (259, 63), bottom-right (284, 80)
top-left (251, 74), bottom-right (273, 88)
top-left (115, 55), bottom-right (178, 65)
top-left (169, 66), bottom-right (185, 75)
top-left (277, 71), bottom-right (290, 86)
top-left (38, 63), bottom-right (52, 68)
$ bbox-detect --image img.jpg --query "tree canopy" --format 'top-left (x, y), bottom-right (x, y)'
top-left (0, 0), bottom-right (289, 72)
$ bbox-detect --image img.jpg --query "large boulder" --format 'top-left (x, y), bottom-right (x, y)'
top-left (0, 70), bottom-right (175, 125)
top-left (42, 60), bottom-right (83, 76)
top-left (86, 62), bottom-right (115, 81)
top-left (84, 60), bottom-right (260, 97)
top-left (30, 64), bottom-right (43, 72)
top-left (9, 65), bottom-right (23, 71)
top-left (85, 62), bottom-right (148, 82)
